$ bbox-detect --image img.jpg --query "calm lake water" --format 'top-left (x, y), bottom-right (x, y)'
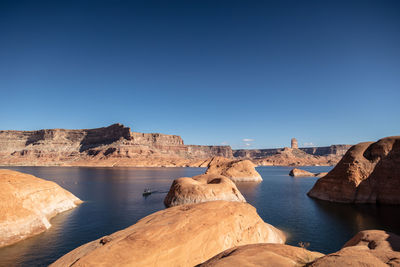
top-left (1, 166), bottom-right (400, 266)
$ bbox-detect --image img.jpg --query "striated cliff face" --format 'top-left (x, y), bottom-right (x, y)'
top-left (0, 124), bottom-right (348, 167)
top-left (233, 145), bottom-right (351, 159)
top-left (0, 124), bottom-right (232, 167)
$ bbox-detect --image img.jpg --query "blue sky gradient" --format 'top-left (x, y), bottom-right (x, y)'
top-left (1, 0), bottom-right (399, 148)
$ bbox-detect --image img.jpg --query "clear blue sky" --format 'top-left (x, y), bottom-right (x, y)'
top-left (1, 0), bottom-right (399, 149)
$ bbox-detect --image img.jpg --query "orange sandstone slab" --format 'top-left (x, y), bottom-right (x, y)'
top-left (0, 169), bottom-right (82, 247)
top-left (51, 201), bottom-right (285, 267)
top-left (198, 243), bottom-right (324, 267)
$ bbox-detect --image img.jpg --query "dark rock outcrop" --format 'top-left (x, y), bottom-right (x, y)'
top-left (308, 136), bottom-right (400, 204)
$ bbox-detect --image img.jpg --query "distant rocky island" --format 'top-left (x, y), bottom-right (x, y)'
top-left (0, 124), bottom-right (351, 167)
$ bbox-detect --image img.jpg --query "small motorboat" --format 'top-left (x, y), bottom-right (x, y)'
top-left (143, 188), bottom-right (152, 196)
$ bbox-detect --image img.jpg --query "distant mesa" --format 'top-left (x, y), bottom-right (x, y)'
top-left (308, 136), bottom-right (400, 204)
top-left (0, 125), bottom-right (351, 167)
top-left (51, 201), bottom-right (285, 267)
top-left (235, 138), bottom-right (352, 167)
top-left (205, 156), bottom-right (263, 182)
top-left (164, 173), bottom-right (246, 207)
top-left (0, 169), bottom-right (82, 248)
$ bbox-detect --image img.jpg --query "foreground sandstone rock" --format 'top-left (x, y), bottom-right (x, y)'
top-left (51, 201), bottom-right (285, 267)
top-left (0, 169), bottom-right (82, 248)
top-left (308, 246), bottom-right (400, 267)
top-left (309, 230), bottom-right (400, 266)
top-left (164, 174), bottom-right (246, 207)
top-left (308, 136), bottom-right (400, 203)
top-left (289, 168), bottom-right (327, 178)
top-left (343, 230), bottom-right (400, 252)
top-left (205, 157), bottom-right (262, 182)
top-left (199, 230), bottom-right (400, 267)
top-left (198, 243), bottom-right (324, 267)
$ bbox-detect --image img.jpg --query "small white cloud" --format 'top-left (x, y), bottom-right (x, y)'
top-left (245, 143), bottom-right (251, 146)
top-left (221, 141), bottom-right (229, 145)
top-left (242, 138), bottom-right (254, 142)
top-left (303, 142), bottom-right (315, 147)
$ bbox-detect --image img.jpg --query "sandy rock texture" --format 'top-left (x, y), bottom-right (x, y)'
top-left (255, 147), bottom-right (343, 167)
top-left (197, 243), bottom-right (324, 267)
top-left (51, 201), bottom-right (285, 267)
top-left (164, 174), bottom-right (246, 207)
top-left (308, 136), bottom-right (400, 203)
top-left (343, 230), bottom-right (400, 252)
top-left (205, 157), bottom-right (262, 182)
top-left (309, 230), bottom-right (400, 267)
top-left (0, 169), bottom-right (82, 248)
top-left (289, 168), bottom-right (327, 178)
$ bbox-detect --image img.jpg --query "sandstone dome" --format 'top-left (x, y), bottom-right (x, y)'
top-left (51, 201), bottom-right (285, 267)
top-left (308, 136), bottom-right (400, 203)
top-left (0, 169), bottom-right (82, 247)
top-left (164, 173), bottom-right (246, 207)
top-left (205, 157), bottom-right (262, 182)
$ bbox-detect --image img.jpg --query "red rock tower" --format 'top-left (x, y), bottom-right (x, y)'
top-left (291, 138), bottom-right (298, 149)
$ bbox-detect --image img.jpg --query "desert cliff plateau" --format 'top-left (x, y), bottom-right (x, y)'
top-left (0, 124), bottom-right (350, 167)
top-left (0, 124), bottom-right (232, 167)
top-left (0, 169), bottom-right (82, 248)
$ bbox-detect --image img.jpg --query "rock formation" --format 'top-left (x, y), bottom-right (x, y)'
top-left (205, 157), bottom-right (262, 182)
top-left (198, 243), bottom-right (324, 267)
top-left (164, 174), bottom-right (246, 207)
top-left (0, 124), bottom-right (233, 167)
top-left (254, 147), bottom-right (342, 166)
top-left (343, 230), bottom-right (400, 252)
top-left (289, 168), bottom-right (327, 178)
top-left (50, 201), bottom-right (285, 267)
top-left (234, 144), bottom-right (351, 159)
top-left (199, 230), bottom-right (400, 267)
top-left (0, 125), bottom-right (350, 167)
top-left (308, 136), bottom-right (400, 204)
top-left (291, 138), bottom-right (298, 149)
top-left (0, 169), bottom-right (82, 248)
top-left (309, 230), bottom-right (400, 267)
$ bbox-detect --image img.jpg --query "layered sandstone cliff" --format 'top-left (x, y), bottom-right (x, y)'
top-left (51, 201), bottom-right (285, 267)
top-left (0, 124), bottom-right (349, 167)
top-left (0, 124), bottom-right (232, 167)
top-left (0, 169), bottom-right (82, 247)
top-left (308, 136), bottom-right (400, 204)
